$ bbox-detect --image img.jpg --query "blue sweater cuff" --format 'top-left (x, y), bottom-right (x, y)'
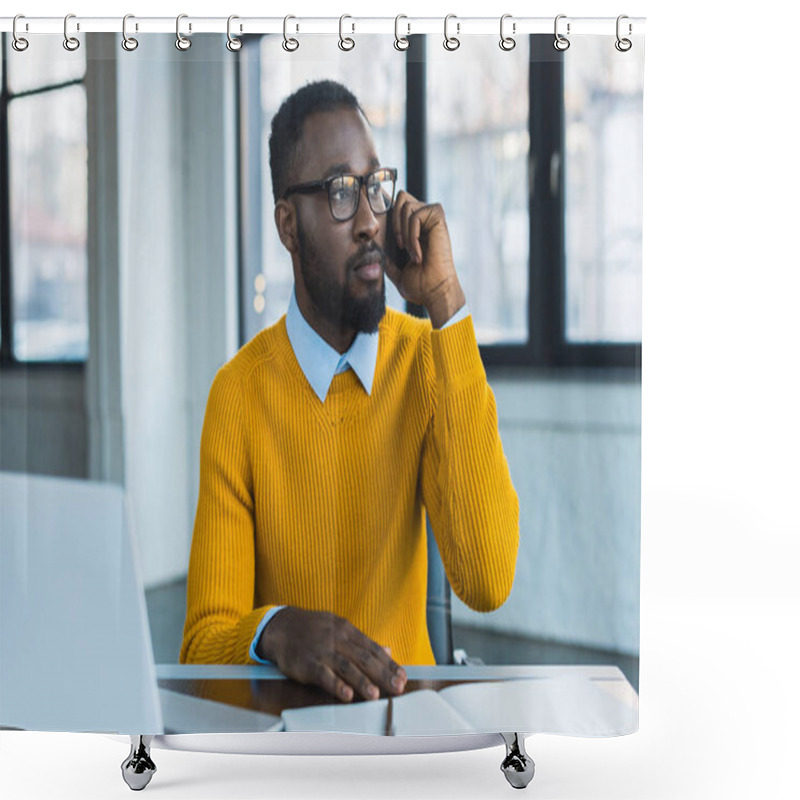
top-left (439, 303), bottom-right (470, 329)
top-left (249, 606), bottom-right (286, 664)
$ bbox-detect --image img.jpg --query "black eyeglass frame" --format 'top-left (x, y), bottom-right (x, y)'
top-left (282, 167), bottom-right (398, 222)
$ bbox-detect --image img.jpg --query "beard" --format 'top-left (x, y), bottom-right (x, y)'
top-left (297, 222), bottom-right (387, 334)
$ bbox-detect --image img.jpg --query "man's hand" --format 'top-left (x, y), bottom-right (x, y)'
top-left (257, 607), bottom-right (408, 702)
top-left (385, 190), bottom-right (466, 328)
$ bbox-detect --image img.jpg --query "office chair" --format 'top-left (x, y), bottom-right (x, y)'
top-left (425, 517), bottom-right (484, 666)
top-left (425, 516), bottom-right (454, 665)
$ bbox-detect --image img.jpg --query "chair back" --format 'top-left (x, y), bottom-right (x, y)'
top-left (425, 516), bottom-right (454, 665)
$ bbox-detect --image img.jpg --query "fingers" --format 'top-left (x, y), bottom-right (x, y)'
top-left (275, 608), bottom-right (407, 703)
top-left (406, 206), bottom-right (426, 265)
top-left (391, 191), bottom-right (409, 255)
top-left (399, 197), bottom-right (420, 264)
top-left (392, 191), bottom-right (443, 265)
top-left (393, 191), bottom-right (421, 264)
top-left (292, 643), bottom-right (379, 703)
top-left (331, 649), bottom-right (381, 701)
top-left (313, 660), bottom-right (355, 703)
top-left (340, 631), bottom-right (407, 698)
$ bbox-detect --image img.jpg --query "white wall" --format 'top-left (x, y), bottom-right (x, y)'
top-left (452, 375), bottom-right (641, 655)
top-left (0, 368), bottom-right (87, 478)
top-left (78, 35), bottom-right (239, 588)
top-left (114, 35), bottom-right (239, 587)
top-left (116, 39), bottom-right (193, 587)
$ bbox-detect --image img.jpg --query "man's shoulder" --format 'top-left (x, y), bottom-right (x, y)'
top-left (221, 315), bottom-right (289, 380)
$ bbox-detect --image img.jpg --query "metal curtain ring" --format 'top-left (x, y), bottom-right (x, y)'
top-left (615, 14), bottom-right (632, 51)
top-left (443, 14), bottom-right (460, 51)
top-left (122, 14), bottom-right (138, 51)
top-left (282, 15), bottom-right (299, 51)
top-left (63, 13), bottom-right (80, 51)
top-left (554, 14), bottom-right (570, 51)
top-left (339, 14), bottom-right (355, 51)
top-left (226, 15), bottom-right (242, 52)
top-left (394, 14), bottom-right (410, 51)
top-left (12, 14), bottom-right (29, 52)
top-left (176, 13), bottom-right (191, 51)
top-left (499, 14), bottom-right (515, 51)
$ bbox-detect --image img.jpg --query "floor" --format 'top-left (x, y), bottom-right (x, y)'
top-left (146, 579), bottom-right (638, 692)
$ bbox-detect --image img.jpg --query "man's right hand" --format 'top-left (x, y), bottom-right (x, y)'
top-left (256, 607), bottom-right (408, 702)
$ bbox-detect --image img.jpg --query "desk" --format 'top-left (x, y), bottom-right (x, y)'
top-left (114, 665), bottom-right (638, 790)
top-left (152, 664), bottom-right (638, 754)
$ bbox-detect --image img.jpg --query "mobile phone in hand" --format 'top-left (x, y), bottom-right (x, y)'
top-left (385, 211), bottom-right (410, 270)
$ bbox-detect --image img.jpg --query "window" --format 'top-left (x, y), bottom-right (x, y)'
top-left (239, 35), bottom-right (406, 344)
top-left (0, 34), bottom-right (89, 364)
top-left (563, 36), bottom-right (643, 346)
top-left (426, 37), bottom-right (530, 346)
top-left (239, 35), bottom-right (642, 369)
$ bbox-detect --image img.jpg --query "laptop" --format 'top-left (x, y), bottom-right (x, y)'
top-left (0, 471), bottom-right (162, 734)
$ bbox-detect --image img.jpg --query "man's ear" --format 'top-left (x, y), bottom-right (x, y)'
top-left (275, 199), bottom-right (298, 254)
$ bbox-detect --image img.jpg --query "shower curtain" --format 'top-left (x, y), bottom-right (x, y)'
top-left (0, 9), bottom-right (644, 771)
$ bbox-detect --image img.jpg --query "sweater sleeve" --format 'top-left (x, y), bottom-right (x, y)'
top-left (418, 315), bottom-right (520, 612)
top-left (179, 366), bottom-right (277, 664)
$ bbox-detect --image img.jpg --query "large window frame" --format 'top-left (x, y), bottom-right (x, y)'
top-left (238, 34), bottom-right (641, 372)
top-left (0, 34), bottom-right (88, 368)
top-left (524, 38), bottom-right (640, 370)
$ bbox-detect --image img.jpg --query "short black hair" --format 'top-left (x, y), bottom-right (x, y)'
top-left (268, 80), bottom-right (367, 204)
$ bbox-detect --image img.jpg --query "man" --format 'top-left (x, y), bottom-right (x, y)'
top-left (180, 80), bottom-right (519, 705)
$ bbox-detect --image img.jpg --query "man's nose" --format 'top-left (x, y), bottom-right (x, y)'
top-left (353, 185), bottom-right (380, 240)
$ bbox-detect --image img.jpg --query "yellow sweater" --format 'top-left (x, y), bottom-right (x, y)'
top-left (180, 309), bottom-right (519, 666)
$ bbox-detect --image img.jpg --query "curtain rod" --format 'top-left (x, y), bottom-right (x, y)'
top-left (0, 16), bottom-right (645, 37)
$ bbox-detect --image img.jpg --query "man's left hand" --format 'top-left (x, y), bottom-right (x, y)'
top-left (384, 190), bottom-right (466, 328)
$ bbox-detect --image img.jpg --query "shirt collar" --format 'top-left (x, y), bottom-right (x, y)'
top-left (285, 289), bottom-right (379, 403)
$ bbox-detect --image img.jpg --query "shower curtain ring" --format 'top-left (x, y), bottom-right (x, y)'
top-left (64, 13), bottom-right (80, 51)
top-left (121, 14), bottom-right (138, 51)
top-left (176, 13), bottom-right (192, 51)
top-left (394, 15), bottom-right (410, 51)
top-left (12, 14), bottom-right (29, 52)
top-left (443, 14), bottom-right (460, 51)
top-left (282, 16), bottom-right (299, 51)
top-left (615, 15), bottom-right (632, 51)
top-left (339, 15), bottom-right (355, 51)
top-left (554, 15), bottom-right (570, 51)
top-left (226, 15), bottom-right (242, 52)
top-left (499, 14), bottom-right (515, 51)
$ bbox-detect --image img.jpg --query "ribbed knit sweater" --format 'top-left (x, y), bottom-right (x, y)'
top-left (180, 309), bottom-right (519, 666)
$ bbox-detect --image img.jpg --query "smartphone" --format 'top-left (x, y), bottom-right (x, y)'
top-left (385, 210), bottom-right (410, 270)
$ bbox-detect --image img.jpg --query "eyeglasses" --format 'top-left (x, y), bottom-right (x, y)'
top-left (283, 167), bottom-right (397, 222)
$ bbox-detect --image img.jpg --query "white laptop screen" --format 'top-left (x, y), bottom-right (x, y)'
top-left (1, 471), bottom-right (163, 734)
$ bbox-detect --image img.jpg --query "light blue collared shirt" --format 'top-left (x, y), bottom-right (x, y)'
top-left (249, 288), bottom-right (470, 663)
top-left (285, 288), bottom-right (380, 403)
